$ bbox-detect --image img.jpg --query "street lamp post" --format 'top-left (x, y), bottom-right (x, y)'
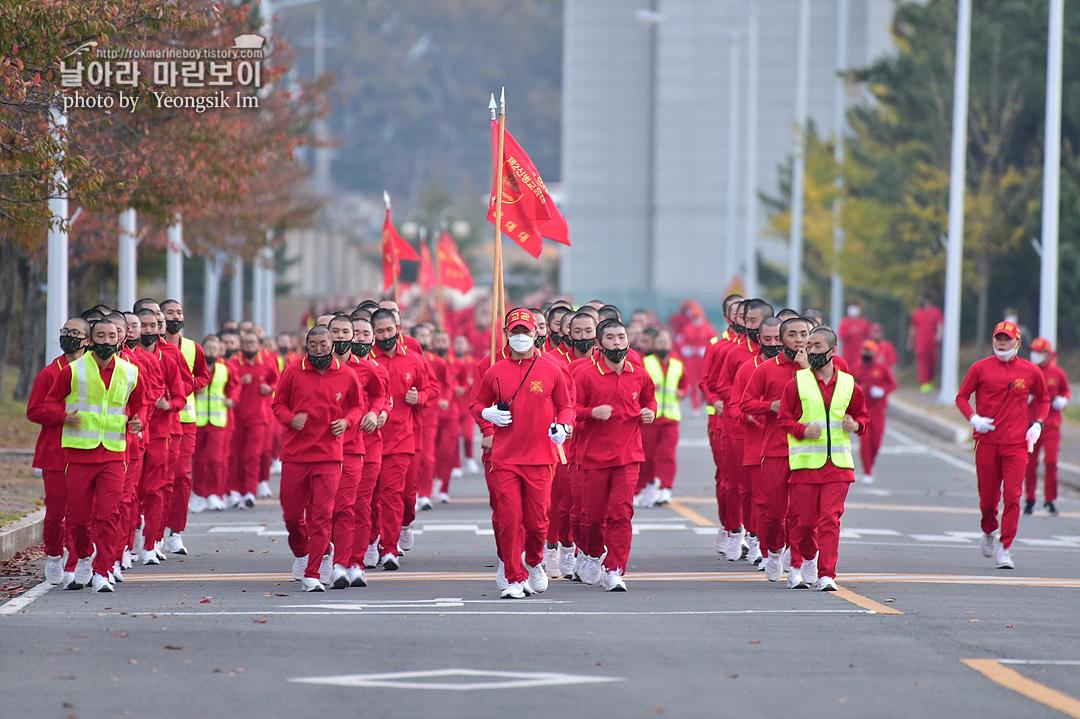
top-left (787, 0), bottom-right (811, 311)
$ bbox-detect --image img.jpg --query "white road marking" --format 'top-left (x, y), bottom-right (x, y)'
top-left (910, 534), bottom-right (972, 543)
top-left (885, 426), bottom-right (976, 474)
top-left (632, 523), bottom-right (688, 534)
top-left (50, 608), bottom-right (877, 618)
top-left (289, 668), bottom-right (624, 691)
top-left (0, 581), bottom-right (55, 615)
top-left (999, 660), bottom-right (1080, 666)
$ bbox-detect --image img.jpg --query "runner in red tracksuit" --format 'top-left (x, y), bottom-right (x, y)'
top-left (156, 330), bottom-right (194, 533)
top-left (473, 309), bottom-right (574, 598)
top-left (272, 326), bottom-right (363, 592)
top-left (572, 319), bottom-right (656, 592)
top-left (1024, 337), bottom-right (1070, 515)
top-left (908, 296), bottom-right (943, 391)
top-left (191, 336), bottom-right (239, 510)
top-left (956, 321), bottom-right (1049, 569)
top-left (228, 333), bottom-right (279, 507)
top-left (563, 312), bottom-right (601, 577)
top-left (851, 340), bottom-right (897, 485)
top-left (451, 336), bottom-right (477, 479)
top-left (540, 315), bottom-right (577, 579)
top-left (417, 336), bottom-right (455, 509)
top-left (27, 317), bottom-right (88, 584)
top-left (700, 296), bottom-right (743, 541)
top-left (119, 312), bottom-right (154, 571)
top-left (739, 317), bottom-right (812, 581)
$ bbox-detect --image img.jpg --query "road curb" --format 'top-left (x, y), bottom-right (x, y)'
top-left (888, 396), bottom-right (970, 444)
top-left (0, 509), bottom-right (44, 562)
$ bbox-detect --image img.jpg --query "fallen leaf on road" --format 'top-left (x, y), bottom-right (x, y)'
top-left (253, 619), bottom-right (267, 624)
top-left (200, 599), bottom-right (211, 604)
top-left (164, 645), bottom-right (183, 650)
top-left (749, 640), bottom-right (761, 644)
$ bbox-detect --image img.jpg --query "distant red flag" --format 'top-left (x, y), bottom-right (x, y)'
top-left (437, 232), bottom-right (474, 293)
top-left (419, 241), bottom-right (436, 293)
top-left (382, 207), bottom-right (418, 293)
top-left (488, 121), bottom-right (571, 258)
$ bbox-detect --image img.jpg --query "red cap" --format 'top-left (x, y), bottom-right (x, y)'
top-left (993, 321), bottom-right (1020, 340)
top-left (1029, 337), bottom-right (1054, 354)
top-left (506, 308), bottom-right (537, 332)
top-left (862, 339), bottom-right (879, 353)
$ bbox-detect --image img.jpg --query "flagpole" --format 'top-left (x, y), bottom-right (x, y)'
top-left (489, 95), bottom-right (500, 364)
top-left (496, 88), bottom-right (508, 332)
top-left (384, 190), bottom-right (399, 302)
top-left (435, 226), bottom-right (446, 331)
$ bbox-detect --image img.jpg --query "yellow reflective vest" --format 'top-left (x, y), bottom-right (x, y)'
top-left (643, 354), bottom-right (683, 422)
top-left (61, 354), bottom-right (138, 453)
top-left (195, 361), bottom-right (229, 428)
top-left (178, 337), bottom-right (198, 423)
top-left (787, 368), bottom-right (855, 470)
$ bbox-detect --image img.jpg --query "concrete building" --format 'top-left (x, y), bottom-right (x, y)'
top-left (560, 0), bottom-right (895, 313)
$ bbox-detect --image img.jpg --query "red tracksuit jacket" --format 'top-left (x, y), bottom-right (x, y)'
top-left (233, 350), bottom-right (280, 426)
top-left (740, 353), bottom-right (803, 460)
top-left (956, 355), bottom-right (1049, 443)
top-left (572, 358), bottom-right (657, 470)
top-left (26, 356), bottom-right (70, 472)
top-left (372, 341), bottom-right (439, 455)
top-left (272, 356), bottom-right (363, 463)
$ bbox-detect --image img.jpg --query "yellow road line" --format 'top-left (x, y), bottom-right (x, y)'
top-left (673, 497), bottom-right (1080, 519)
top-left (962, 658), bottom-right (1080, 718)
top-left (666, 500), bottom-right (716, 527)
top-left (833, 586), bottom-right (904, 615)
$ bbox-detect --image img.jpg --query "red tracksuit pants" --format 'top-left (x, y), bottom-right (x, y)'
top-left (280, 460), bottom-right (341, 579)
top-left (229, 421), bottom-right (267, 496)
top-left (165, 423), bottom-right (197, 532)
top-left (488, 462), bottom-right (552, 584)
top-left (119, 448), bottom-right (143, 559)
top-left (1025, 429), bottom-right (1060, 503)
top-left (788, 480), bottom-right (850, 579)
top-left (66, 460), bottom-right (125, 577)
top-left (708, 425), bottom-right (726, 527)
top-left (915, 344), bottom-right (937, 386)
top-left (351, 449), bottom-right (382, 567)
top-left (41, 469), bottom-right (72, 559)
top-left (139, 437), bottom-right (170, 546)
top-left (721, 436), bottom-right (749, 531)
top-left (331, 454), bottom-right (363, 567)
top-left (757, 457), bottom-right (793, 555)
top-left (546, 462), bottom-right (573, 547)
top-left (859, 401), bottom-right (887, 476)
top-left (377, 453), bottom-right (413, 559)
top-left (459, 411), bottom-right (475, 460)
top-left (640, 421), bottom-right (679, 491)
top-left (403, 444), bottom-right (421, 529)
top-left (433, 413), bottom-right (459, 494)
top-left (975, 441), bottom-right (1027, 549)
top-left (192, 425), bottom-right (228, 498)
top-left (418, 409), bottom-right (439, 499)
top-left (581, 463), bottom-right (638, 573)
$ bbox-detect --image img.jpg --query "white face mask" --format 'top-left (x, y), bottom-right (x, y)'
top-left (993, 346), bottom-right (1018, 362)
top-left (1029, 351), bottom-right (1047, 365)
top-left (508, 334), bottom-right (534, 353)
top-left (847, 305), bottom-right (860, 318)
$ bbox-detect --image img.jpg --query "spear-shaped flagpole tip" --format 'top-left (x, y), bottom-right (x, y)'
top-left (499, 86), bottom-right (505, 110)
top-left (489, 93), bottom-right (497, 120)
top-left (383, 190), bottom-right (390, 209)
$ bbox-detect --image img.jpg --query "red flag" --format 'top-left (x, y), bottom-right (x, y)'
top-left (437, 231), bottom-right (474, 293)
top-left (488, 121), bottom-right (571, 258)
top-left (418, 241), bottom-right (436, 293)
top-left (382, 207), bottom-right (418, 293)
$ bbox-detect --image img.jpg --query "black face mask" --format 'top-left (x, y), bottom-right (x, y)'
top-left (92, 343), bottom-right (118, 360)
top-left (746, 327), bottom-right (760, 344)
top-left (733, 323), bottom-right (747, 336)
top-left (139, 334), bottom-right (157, 348)
top-left (783, 346), bottom-right (799, 361)
top-left (603, 347), bottom-right (628, 363)
top-left (807, 350), bottom-right (832, 370)
top-left (550, 332), bottom-right (563, 346)
top-left (60, 335), bottom-right (84, 354)
top-left (533, 335), bottom-right (547, 349)
top-left (206, 356), bottom-right (218, 368)
top-left (124, 337), bottom-right (138, 350)
top-left (333, 339), bottom-right (353, 356)
top-left (242, 350), bottom-right (258, 360)
top-left (308, 352), bottom-right (333, 370)
top-left (375, 335), bottom-right (398, 352)
top-left (654, 349), bottom-right (670, 360)
top-left (433, 347), bottom-right (449, 357)
top-left (224, 349), bottom-right (238, 359)
top-left (861, 353), bottom-right (875, 364)
top-left (277, 345), bottom-right (290, 356)
top-left (761, 344), bottom-right (784, 359)
top-left (165, 319), bottom-right (184, 335)
top-left (572, 338), bottom-right (595, 354)
top-left (351, 341), bottom-right (372, 358)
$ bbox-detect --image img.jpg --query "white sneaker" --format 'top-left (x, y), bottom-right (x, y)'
top-left (270, 459), bottom-right (282, 475)
top-left (781, 546), bottom-right (791, 572)
top-left (154, 542), bottom-right (167, 562)
top-left (450, 467), bottom-right (463, 482)
top-left (544, 547), bottom-right (560, 578)
top-left (632, 492), bottom-right (642, 508)
top-left (111, 561), bottom-right (124, 583)
top-left (291, 555), bottom-right (308, 581)
top-left (133, 526), bottom-right (144, 555)
top-left (746, 535), bottom-right (763, 565)
top-left (399, 526), bottom-right (415, 552)
top-left (601, 566), bottom-right (627, 592)
top-left (657, 487), bottom-right (672, 505)
top-left (764, 551), bottom-right (783, 582)
top-left (257, 481), bottom-right (273, 499)
top-left (301, 577), bottom-right (325, 592)
top-left (329, 563), bottom-right (350, 589)
top-left (242, 492), bottom-right (256, 509)
top-left (62, 571), bottom-right (79, 590)
top-left (715, 529), bottom-right (728, 555)
top-left (501, 581), bottom-right (526, 599)
top-left (44, 555), bottom-right (63, 584)
top-left (347, 565), bottom-right (367, 587)
top-left (121, 550), bottom-right (133, 570)
top-left (579, 555), bottom-right (603, 585)
top-left (74, 557), bottom-right (93, 586)
top-left (995, 546), bottom-right (1014, 569)
top-left (640, 480), bottom-right (660, 508)
top-left (466, 458), bottom-right (480, 474)
top-left (189, 494), bottom-right (207, 513)
top-left (496, 560), bottom-right (509, 590)
top-left (92, 574), bottom-right (114, 593)
top-left (801, 555), bottom-right (819, 585)
top-left (415, 496), bottom-right (433, 512)
top-left (381, 553), bottom-right (400, 570)
top-left (558, 544), bottom-right (576, 578)
top-left (725, 528), bottom-right (745, 561)
top-left (438, 492), bottom-right (451, 504)
top-left (527, 563), bottom-right (549, 593)
top-left (163, 533), bottom-right (187, 555)
top-left (141, 548), bottom-right (160, 565)
top-left (522, 579), bottom-right (537, 596)
top-left (787, 566), bottom-right (808, 589)
top-left (319, 545), bottom-right (334, 585)
top-left (861, 474), bottom-right (874, 485)
top-left (816, 576), bottom-right (838, 591)
top-left (207, 494), bottom-right (227, 511)
top-left (980, 532), bottom-right (997, 559)
top-left (227, 490), bottom-right (242, 508)
top-left (364, 542), bottom-right (380, 568)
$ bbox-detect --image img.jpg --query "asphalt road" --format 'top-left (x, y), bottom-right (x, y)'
top-left (3, 413), bottom-right (1079, 719)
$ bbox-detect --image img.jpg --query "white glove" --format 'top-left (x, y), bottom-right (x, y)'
top-left (1052, 395), bottom-right (1068, 411)
top-left (1026, 422), bottom-right (1042, 445)
top-left (680, 346), bottom-right (694, 357)
top-left (869, 386), bottom-right (885, 399)
top-left (549, 423), bottom-right (568, 445)
top-left (969, 414), bottom-right (996, 434)
top-left (481, 405), bottom-right (512, 427)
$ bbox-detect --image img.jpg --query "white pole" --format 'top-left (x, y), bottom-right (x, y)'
top-left (231, 256), bottom-right (244, 322)
top-left (204, 254), bottom-right (220, 335)
top-left (118, 208), bottom-right (138, 311)
top-left (252, 255), bottom-right (265, 330)
top-left (787, 0), bottom-right (811, 311)
top-left (262, 244), bottom-right (275, 336)
top-left (830, 0), bottom-right (849, 328)
top-left (166, 216), bottom-right (184, 305)
top-left (939, 0), bottom-right (972, 405)
top-left (744, 0), bottom-right (760, 299)
top-left (46, 106), bottom-right (68, 360)
top-left (725, 35), bottom-right (740, 290)
top-left (1039, 0), bottom-right (1063, 347)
